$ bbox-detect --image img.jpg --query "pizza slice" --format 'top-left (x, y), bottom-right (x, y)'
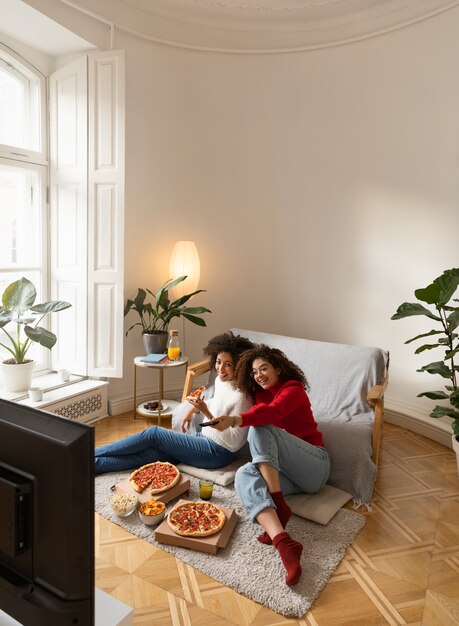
top-left (129, 461), bottom-right (180, 494)
top-left (189, 385), bottom-right (206, 399)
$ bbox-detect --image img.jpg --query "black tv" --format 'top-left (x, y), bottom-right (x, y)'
top-left (0, 399), bottom-right (94, 625)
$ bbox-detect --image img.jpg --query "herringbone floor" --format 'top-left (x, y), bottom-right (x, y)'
top-left (94, 416), bottom-right (459, 625)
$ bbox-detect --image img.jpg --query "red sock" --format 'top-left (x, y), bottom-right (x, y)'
top-left (257, 491), bottom-right (292, 545)
top-left (273, 531), bottom-right (303, 586)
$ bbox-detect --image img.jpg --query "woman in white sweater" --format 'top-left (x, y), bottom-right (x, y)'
top-left (95, 332), bottom-right (254, 474)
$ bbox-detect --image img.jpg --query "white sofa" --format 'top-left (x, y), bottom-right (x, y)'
top-left (173, 328), bottom-right (389, 507)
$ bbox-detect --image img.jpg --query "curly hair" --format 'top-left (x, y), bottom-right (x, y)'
top-left (234, 344), bottom-right (309, 397)
top-left (202, 331), bottom-right (255, 370)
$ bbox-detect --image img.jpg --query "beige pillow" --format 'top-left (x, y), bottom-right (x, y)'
top-left (176, 459), bottom-right (247, 487)
top-left (286, 485), bottom-right (352, 525)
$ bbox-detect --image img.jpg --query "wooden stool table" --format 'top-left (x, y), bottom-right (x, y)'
top-left (133, 356), bottom-right (188, 425)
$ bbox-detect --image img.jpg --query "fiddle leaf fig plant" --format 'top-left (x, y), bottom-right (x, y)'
top-left (124, 275), bottom-right (211, 337)
top-left (0, 277), bottom-right (72, 364)
top-left (391, 268), bottom-right (459, 436)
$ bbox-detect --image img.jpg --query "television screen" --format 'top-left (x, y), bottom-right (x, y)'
top-left (0, 399), bottom-right (94, 626)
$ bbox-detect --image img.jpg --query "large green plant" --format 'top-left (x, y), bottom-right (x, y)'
top-left (391, 268), bottom-right (459, 437)
top-left (0, 277), bottom-right (72, 364)
top-left (124, 275), bottom-right (211, 336)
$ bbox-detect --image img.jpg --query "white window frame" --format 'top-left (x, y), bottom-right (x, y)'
top-left (0, 42), bottom-right (46, 164)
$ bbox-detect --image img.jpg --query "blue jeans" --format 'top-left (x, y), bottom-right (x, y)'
top-left (235, 425), bottom-right (330, 521)
top-left (95, 426), bottom-right (234, 474)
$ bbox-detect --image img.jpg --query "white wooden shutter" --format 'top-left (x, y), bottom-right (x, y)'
top-left (49, 50), bottom-right (124, 378)
top-left (87, 50), bottom-right (125, 378)
top-left (49, 56), bottom-right (88, 375)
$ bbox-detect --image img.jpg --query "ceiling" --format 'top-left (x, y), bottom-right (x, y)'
top-left (1, 0), bottom-right (458, 54)
top-left (0, 0), bottom-right (95, 56)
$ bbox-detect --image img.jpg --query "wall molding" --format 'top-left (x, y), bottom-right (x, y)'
top-left (384, 407), bottom-right (452, 449)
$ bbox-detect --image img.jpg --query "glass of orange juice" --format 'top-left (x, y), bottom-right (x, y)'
top-left (199, 479), bottom-right (213, 500)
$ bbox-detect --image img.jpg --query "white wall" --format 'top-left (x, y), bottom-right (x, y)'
top-left (8, 2), bottom-right (459, 428)
top-left (115, 11), bottom-right (459, 427)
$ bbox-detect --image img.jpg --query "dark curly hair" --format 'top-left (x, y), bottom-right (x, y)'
top-left (234, 344), bottom-right (308, 396)
top-left (202, 331), bottom-right (255, 370)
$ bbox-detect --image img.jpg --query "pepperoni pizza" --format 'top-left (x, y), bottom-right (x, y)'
top-left (167, 501), bottom-right (226, 537)
top-left (129, 461), bottom-right (181, 494)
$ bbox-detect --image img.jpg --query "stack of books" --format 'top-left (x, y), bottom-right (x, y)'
top-left (140, 353), bottom-right (168, 364)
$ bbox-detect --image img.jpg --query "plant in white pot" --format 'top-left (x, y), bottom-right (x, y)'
top-left (124, 275), bottom-right (211, 355)
top-left (391, 268), bottom-right (459, 473)
top-left (0, 277), bottom-right (72, 392)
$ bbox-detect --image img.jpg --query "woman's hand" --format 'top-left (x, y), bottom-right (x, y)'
top-left (211, 415), bottom-right (235, 431)
top-left (180, 411), bottom-right (194, 433)
top-left (186, 394), bottom-right (208, 415)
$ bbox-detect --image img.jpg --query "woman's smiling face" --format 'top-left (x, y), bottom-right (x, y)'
top-left (215, 352), bottom-right (235, 382)
top-left (251, 358), bottom-right (280, 390)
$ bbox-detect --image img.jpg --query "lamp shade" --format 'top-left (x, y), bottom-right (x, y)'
top-left (169, 241), bottom-right (200, 299)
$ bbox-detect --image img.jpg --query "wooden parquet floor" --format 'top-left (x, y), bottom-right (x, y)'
top-left (94, 417), bottom-right (459, 625)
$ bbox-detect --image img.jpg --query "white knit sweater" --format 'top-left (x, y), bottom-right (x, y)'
top-left (201, 377), bottom-right (251, 453)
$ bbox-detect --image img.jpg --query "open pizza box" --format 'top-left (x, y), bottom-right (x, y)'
top-left (154, 499), bottom-right (239, 555)
top-left (115, 474), bottom-right (190, 504)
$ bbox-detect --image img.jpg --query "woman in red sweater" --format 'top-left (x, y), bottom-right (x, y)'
top-left (212, 345), bottom-right (330, 586)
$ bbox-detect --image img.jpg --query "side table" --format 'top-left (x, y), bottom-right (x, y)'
top-left (133, 356), bottom-right (188, 425)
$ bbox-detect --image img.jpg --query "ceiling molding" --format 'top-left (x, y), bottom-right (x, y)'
top-left (31, 0), bottom-right (459, 53)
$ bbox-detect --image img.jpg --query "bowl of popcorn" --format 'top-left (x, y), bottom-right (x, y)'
top-left (138, 498), bottom-right (166, 525)
top-left (110, 492), bottom-right (138, 517)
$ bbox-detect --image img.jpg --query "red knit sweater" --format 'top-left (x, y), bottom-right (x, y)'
top-left (240, 379), bottom-right (324, 447)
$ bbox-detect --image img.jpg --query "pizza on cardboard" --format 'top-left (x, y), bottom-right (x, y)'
top-left (113, 461), bottom-right (238, 554)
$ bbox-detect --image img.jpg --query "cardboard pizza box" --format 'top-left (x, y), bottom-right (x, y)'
top-left (115, 473), bottom-right (190, 504)
top-left (154, 499), bottom-right (239, 555)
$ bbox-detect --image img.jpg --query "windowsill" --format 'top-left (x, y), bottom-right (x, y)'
top-left (0, 372), bottom-right (109, 408)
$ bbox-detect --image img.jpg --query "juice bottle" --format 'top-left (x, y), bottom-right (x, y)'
top-left (167, 330), bottom-right (180, 360)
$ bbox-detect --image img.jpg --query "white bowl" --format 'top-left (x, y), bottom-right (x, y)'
top-left (138, 509), bottom-right (165, 526)
top-left (110, 492), bottom-right (138, 517)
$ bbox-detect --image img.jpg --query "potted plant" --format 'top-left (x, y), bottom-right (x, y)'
top-left (391, 268), bottom-right (459, 473)
top-left (0, 277), bottom-right (72, 392)
top-left (124, 275), bottom-right (211, 354)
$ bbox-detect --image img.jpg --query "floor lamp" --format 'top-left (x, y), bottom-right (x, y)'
top-left (169, 241), bottom-right (201, 356)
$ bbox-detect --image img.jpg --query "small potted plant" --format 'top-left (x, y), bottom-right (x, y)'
top-left (0, 277), bottom-right (72, 392)
top-left (124, 275), bottom-right (211, 354)
top-left (391, 268), bottom-right (459, 474)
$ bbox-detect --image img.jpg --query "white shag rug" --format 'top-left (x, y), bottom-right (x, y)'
top-left (95, 471), bottom-right (365, 618)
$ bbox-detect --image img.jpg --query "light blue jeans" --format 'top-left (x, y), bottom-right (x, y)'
top-left (235, 425), bottom-right (330, 521)
top-left (95, 426), bottom-right (234, 475)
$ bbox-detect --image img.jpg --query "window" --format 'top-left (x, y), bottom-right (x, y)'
top-left (0, 40), bottom-right (125, 382)
top-left (0, 45), bottom-right (48, 371)
top-left (0, 52), bottom-right (41, 152)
